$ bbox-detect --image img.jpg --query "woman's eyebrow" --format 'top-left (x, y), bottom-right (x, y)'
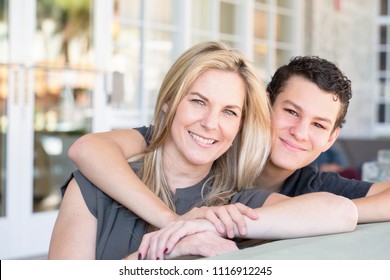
top-left (189, 92), bottom-right (243, 111)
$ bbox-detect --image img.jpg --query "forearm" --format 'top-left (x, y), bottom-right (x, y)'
top-left (243, 192), bottom-right (357, 239)
top-left (353, 182), bottom-right (390, 223)
top-left (140, 192), bottom-right (358, 260)
top-left (165, 232), bottom-right (238, 260)
top-left (68, 131), bottom-right (177, 228)
top-left (110, 173), bottom-right (177, 228)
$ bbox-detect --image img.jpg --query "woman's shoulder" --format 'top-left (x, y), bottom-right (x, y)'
top-left (134, 125), bottom-right (153, 144)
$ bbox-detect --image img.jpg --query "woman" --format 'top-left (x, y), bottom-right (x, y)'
top-left (49, 41), bottom-right (357, 260)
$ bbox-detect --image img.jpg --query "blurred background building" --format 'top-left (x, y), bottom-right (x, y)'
top-left (0, 0), bottom-right (389, 259)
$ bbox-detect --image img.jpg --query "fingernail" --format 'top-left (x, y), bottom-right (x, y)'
top-left (138, 253), bottom-right (142, 260)
top-left (164, 248), bottom-right (168, 254)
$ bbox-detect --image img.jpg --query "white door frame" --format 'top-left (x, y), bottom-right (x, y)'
top-left (0, 0), bottom-right (112, 259)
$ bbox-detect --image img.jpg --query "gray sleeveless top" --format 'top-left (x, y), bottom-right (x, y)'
top-left (61, 158), bottom-right (271, 259)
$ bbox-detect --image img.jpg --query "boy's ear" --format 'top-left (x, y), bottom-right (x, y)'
top-left (323, 127), bottom-right (340, 152)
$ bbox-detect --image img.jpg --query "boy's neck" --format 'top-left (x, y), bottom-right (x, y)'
top-left (254, 161), bottom-right (295, 193)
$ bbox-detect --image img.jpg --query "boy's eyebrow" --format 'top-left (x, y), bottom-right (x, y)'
top-left (189, 92), bottom-right (243, 111)
top-left (283, 99), bottom-right (333, 124)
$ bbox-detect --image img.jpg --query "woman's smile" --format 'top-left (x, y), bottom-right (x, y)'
top-left (189, 131), bottom-right (217, 146)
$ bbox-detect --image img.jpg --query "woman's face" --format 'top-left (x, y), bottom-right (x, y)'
top-left (164, 69), bottom-right (245, 170)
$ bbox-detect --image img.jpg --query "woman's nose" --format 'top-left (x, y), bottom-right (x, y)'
top-left (200, 109), bottom-right (219, 129)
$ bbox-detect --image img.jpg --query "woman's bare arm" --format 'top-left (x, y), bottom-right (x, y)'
top-left (48, 179), bottom-right (97, 259)
top-left (68, 129), bottom-right (257, 233)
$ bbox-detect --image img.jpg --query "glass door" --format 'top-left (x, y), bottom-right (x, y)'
top-left (33, 66), bottom-right (95, 213)
top-left (0, 65), bottom-right (5, 218)
top-left (32, 0), bottom-right (97, 213)
top-left (0, 63), bottom-right (43, 259)
top-left (0, 0), bottom-right (110, 259)
top-left (0, 0), bottom-right (8, 219)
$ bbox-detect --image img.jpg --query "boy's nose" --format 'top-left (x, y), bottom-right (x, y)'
top-left (290, 121), bottom-right (309, 141)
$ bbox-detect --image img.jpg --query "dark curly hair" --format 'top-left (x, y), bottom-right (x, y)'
top-left (267, 56), bottom-right (352, 129)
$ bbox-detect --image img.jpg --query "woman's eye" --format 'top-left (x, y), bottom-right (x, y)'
top-left (224, 109), bottom-right (237, 116)
top-left (191, 99), bottom-right (205, 106)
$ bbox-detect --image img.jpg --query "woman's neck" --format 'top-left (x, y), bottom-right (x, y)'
top-left (163, 152), bottom-right (212, 193)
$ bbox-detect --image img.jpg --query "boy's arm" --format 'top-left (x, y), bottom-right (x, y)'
top-left (138, 192), bottom-right (358, 260)
top-left (68, 129), bottom-right (177, 228)
top-left (353, 181), bottom-right (390, 223)
top-left (244, 192), bottom-right (357, 239)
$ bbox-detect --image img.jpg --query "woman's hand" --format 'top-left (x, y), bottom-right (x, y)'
top-left (138, 219), bottom-right (215, 260)
top-left (178, 203), bottom-right (258, 238)
top-left (165, 231), bottom-right (238, 259)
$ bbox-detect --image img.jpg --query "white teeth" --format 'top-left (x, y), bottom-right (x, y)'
top-left (189, 132), bottom-right (216, 144)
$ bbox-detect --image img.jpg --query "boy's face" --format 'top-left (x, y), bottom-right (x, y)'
top-left (269, 75), bottom-right (341, 171)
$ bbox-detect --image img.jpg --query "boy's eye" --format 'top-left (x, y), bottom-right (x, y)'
top-left (314, 123), bottom-right (325, 129)
top-left (284, 108), bottom-right (297, 116)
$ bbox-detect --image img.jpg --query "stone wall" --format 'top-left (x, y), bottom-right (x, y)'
top-left (304, 0), bottom-right (377, 138)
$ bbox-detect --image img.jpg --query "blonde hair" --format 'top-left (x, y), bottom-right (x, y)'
top-left (132, 41), bottom-right (271, 210)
